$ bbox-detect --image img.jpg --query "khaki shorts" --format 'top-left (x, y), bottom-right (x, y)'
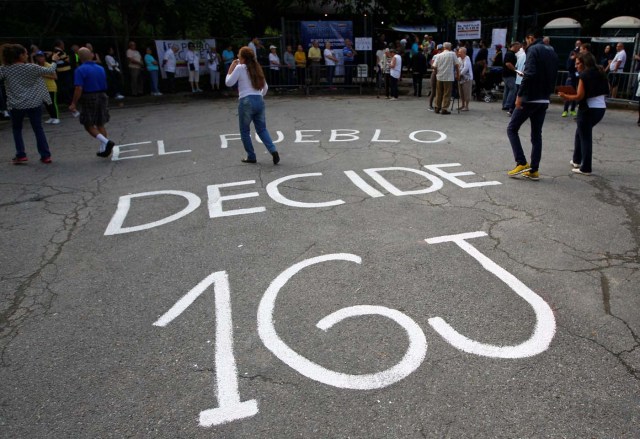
top-left (189, 70), bottom-right (200, 82)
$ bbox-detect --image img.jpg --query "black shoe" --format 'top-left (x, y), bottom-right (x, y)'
top-left (241, 157), bottom-right (257, 163)
top-left (97, 140), bottom-right (115, 158)
top-left (271, 151), bottom-right (280, 165)
top-left (441, 110), bottom-right (451, 115)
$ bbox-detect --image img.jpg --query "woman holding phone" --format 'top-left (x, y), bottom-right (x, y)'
top-left (225, 46), bottom-right (280, 165)
top-left (557, 52), bottom-right (609, 175)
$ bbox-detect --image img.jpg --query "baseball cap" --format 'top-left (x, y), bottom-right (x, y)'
top-left (35, 50), bottom-right (45, 56)
top-left (269, 45), bottom-right (276, 49)
top-left (437, 44), bottom-right (443, 50)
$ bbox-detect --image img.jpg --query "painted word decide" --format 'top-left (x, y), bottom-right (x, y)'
top-left (105, 163), bottom-right (500, 235)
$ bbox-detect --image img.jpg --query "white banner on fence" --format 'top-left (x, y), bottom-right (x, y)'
top-left (355, 37), bottom-right (372, 51)
top-left (491, 29), bottom-right (507, 49)
top-left (155, 39), bottom-right (217, 79)
top-left (456, 21), bottom-right (481, 41)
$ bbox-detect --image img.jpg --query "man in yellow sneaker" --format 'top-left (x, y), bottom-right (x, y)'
top-left (506, 27), bottom-right (558, 181)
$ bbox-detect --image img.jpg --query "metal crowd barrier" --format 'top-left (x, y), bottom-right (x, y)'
top-left (555, 70), bottom-right (640, 102)
top-left (259, 64), bottom-right (370, 95)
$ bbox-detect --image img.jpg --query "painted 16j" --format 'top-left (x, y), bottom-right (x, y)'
top-left (153, 231), bottom-right (556, 428)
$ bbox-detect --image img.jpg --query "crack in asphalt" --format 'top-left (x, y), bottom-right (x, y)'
top-left (240, 373), bottom-right (299, 388)
top-left (0, 167), bottom-right (116, 367)
top-left (474, 173), bottom-right (640, 381)
top-left (559, 323), bottom-right (639, 380)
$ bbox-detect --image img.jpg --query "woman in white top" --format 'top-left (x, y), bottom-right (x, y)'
top-left (457, 47), bottom-right (473, 111)
top-left (389, 47), bottom-right (402, 99)
top-left (324, 41), bottom-right (338, 88)
top-left (208, 47), bottom-right (221, 91)
top-left (105, 47), bottom-right (125, 99)
top-left (558, 52), bottom-right (609, 175)
top-left (186, 42), bottom-right (202, 93)
top-left (268, 45), bottom-right (281, 87)
top-left (225, 46), bottom-right (280, 164)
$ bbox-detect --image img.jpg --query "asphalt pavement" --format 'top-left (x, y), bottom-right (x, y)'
top-left (1, 92), bottom-right (639, 438)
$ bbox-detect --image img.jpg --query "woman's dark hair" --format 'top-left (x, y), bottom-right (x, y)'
top-left (238, 46), bottom-right (265, 90)
top-left (577, 51), bottom-right (607, 78)
top-left (577, 52), bottom-right (597, 71)
top-left (1, 43), bottom-right (27, 65)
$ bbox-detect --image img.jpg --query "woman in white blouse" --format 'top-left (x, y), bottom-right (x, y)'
top-left (225, 46), bottom-right (280, 164)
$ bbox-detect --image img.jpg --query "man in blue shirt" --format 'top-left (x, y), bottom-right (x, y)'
top-left (69, 47), bottom-right (115, 158)
top-left (342, 38), bottom-right (357, 86)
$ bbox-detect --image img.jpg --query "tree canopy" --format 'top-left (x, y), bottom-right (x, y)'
top-left (0, 0), bottom-right (636, 45)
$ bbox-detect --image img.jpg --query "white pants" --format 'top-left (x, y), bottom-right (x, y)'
top-left (209, 70), bottom-right (220, 87)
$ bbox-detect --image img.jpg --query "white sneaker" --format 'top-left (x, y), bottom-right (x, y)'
top-left (569, 160), bottom-right (580, 168)
top-left (45, 118), bottom-right (54, 124)
top-left (51, 118), bottom-right (60, 125)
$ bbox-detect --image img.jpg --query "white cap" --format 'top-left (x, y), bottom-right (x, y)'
top-left (269, 45), bottom-right (276, 49)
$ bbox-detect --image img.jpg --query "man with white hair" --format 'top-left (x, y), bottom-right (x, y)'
top-left (69, 47), bottom-right (115, 158)
top-left (432, 42), bottom-right (460, 114)
top-left (162, 44), bottom-right (179, 93)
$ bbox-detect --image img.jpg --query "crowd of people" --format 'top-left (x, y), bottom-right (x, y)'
top-left (1, 30), bottom-right (639, 174)
top-left (1, 42), bottom-right (116, 163)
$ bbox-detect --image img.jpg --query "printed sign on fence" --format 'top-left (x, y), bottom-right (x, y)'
top-left (300, 21), bottom-right (353, 50)
top-left (456, 21), bottom-right (481, 40)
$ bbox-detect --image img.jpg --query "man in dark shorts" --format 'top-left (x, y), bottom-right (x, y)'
top-left (69, 47), bottom-right (115, 158)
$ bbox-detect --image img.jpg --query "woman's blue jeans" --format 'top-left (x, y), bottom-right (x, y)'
top-left (239, 95), bottom-right (277, 160)
top-left (11, 106), bottom-right (51, 159)
top-left (149, 70), bottom-right (160, 93)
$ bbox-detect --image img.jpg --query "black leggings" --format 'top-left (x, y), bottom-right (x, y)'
top-left (45, 91), bottom-right (59, 119)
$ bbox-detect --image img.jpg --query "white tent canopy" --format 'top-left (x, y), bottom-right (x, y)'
top-left (544, 17), bottom-right (581, 30)
top-left (601, 16), bottom-right (640, 29)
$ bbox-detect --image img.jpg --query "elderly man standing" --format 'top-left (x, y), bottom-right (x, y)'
top-left (126, 41), bottom-right (143, 96)
top-left (308, 40), bottom-right (322, 86)
top-left (69, 47), bottom-right (115, 158)
top-left (432, 42), bottom-right (460, 115)
top-left (162, 44), bottom-right (179, 93)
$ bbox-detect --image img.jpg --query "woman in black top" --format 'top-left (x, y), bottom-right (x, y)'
top-left (558, 52), bottom-right (609, 175)
top-left (599, 45), bottom-right (613, 71)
